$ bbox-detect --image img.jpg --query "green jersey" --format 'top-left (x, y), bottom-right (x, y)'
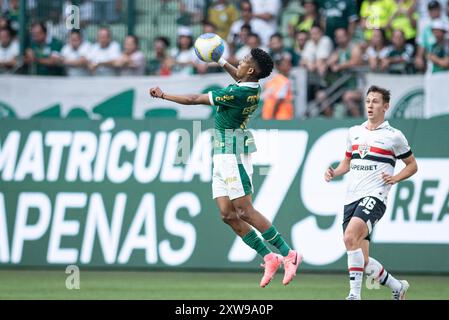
top-left (430, 42), bottom-right (449, 73)
top-left (318, 0), bottom-right (358, 41)
top-left (30, 38), bottom-right (64, 76)
top-left (209, 82), bottom-right (260, 155)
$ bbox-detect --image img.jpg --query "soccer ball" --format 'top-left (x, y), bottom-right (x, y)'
top-left (194, 33), bottom-right (225, 63)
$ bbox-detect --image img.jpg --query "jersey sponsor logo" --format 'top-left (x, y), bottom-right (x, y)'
top-left (215, 95), bottom-right (234, 102)
top-left (350, 164), bottom-right (378, 171)
top-left (225, 177), bottom-right (238, 184)
top-left (246, 95), bottom-right (258, 104)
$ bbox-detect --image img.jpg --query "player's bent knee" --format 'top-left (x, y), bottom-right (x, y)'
top-left (235, 207), bottom-right (251, 222)
top-left (343, 233), bottom-right (360, 250)
top-left (221, 211), bottom-right (238, 225)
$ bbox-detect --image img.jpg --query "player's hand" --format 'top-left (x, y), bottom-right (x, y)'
top-left (324, 167), bottom-right (335, 182)
top-left (381, 172), bottom-right (398, 185)
top-left (150, 87), bottom-right (164, 98)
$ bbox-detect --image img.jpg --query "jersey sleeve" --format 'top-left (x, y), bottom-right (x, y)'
top-left (208, 86), bottom-right (237, 108)
top-left (345, 129), bottom-right (352, 158)
top-left (392, 130), bottom-right (412, 159)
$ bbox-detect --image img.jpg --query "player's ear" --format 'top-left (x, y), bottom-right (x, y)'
top-left (247, 67), bottom-right (255, 75)
top-left (384, 102), bottom-right (390, 112)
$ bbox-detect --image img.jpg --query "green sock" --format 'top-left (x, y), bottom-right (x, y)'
top-left (242, 230), bottom-right (271, 258)
top-left (262, 225), bottom-right (291, 257)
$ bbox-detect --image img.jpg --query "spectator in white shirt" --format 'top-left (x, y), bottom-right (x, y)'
top-left (171, 26), bottom-right (196, 75)
top-left (61, 30), bottom-right (91, 76)
top-left (0, 27), bottom-right (19, 73)
top-left (115, 35), bottom-right (146, 76)
top-left (365, 29), bottom-right (389, 72)
top-left (301, 24), bottom-right (333, 76)
top-left (232, 32), bottom-right (264, 63)
top-left (228, 0), bottom-right (271, 47)
top-left (249, 0), bottom-right (281, 39)
top-left (88, 26), bottom-right (121, 76)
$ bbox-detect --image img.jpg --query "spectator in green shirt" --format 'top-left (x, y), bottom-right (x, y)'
top-left (3, 0), bottom-right (19, 33)
top-left (148, 36), bottom-right (174, 76)
top-left (268, 33), bottom-right (299, 67)
top-left (415, 1), bottom-right (447, 72)
top-left (381, 29), bottom-right (415, 73)
top-left (25, 22), bottom-right (64, 76)
top-left (318, 0), bottom-right (358, 42)
top-left (427, 19), bottom-right (449, 73)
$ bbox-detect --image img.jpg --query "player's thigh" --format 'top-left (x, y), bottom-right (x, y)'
top-left (353, 196), bottom-right (386, 236)
top-left (212, 154), bottom-right (229, 199)
top-left (225, 153), bottom-right (254, 201)
top-left (344, 216), bottom-right (368, 243)
top-left (232, 194), bottom-right (254, 213)
top-left (215, 196), bottom-right (235, 215)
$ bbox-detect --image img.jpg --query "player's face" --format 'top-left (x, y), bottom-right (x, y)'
top-left (365, 92), bottom-right (389, 121)
top-left (237, 54), bottom-right (255, 78)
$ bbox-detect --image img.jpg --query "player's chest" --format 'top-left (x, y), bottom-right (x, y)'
top-left (351, 131), bottom-right (394, 159)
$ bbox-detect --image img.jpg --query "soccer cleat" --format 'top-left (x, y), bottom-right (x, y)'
top-left (260, 253), bottom-right (283, 288)
top-left (282, 250), bottom-right (302, 285)
top-left (392, 280), bottom-right (409, 300)
top-left (346, 294), bottom-right (361, 300)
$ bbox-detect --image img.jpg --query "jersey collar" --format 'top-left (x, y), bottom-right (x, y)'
top-left (362, 120), bottom-right (390, 130)
top-left (236, 81), bottom-right (259, 88)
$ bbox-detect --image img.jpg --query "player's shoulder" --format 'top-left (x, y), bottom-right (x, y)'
top-left (348, 123), bottom-right (363, 134)
top-left (383, 122), bottom-right (406, 138)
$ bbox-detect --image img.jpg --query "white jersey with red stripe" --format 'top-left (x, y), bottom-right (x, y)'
top-left (344, 121), bottom-right (412, 205)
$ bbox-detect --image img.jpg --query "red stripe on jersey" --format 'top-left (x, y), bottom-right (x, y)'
top-left (348, 267), bottom-right (364, 272)
top-left (352, 145), bottom-right (394, 156)
top-left (370, 146), bottom-right (394, 156)
top-left (345, 151), bottom-right (352, 158)
top-left (379, 267), bottom-right (385, 278)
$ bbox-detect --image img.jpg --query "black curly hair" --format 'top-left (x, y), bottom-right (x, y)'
top-left (250, 48), bottom-right (274, 80)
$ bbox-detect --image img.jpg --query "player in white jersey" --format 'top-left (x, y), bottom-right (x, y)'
top-left (324, 85), bottom-right (418, 300)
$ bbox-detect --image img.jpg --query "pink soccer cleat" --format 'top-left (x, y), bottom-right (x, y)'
top-left (282, 250), bottom-right (302, 285)
top-left (260, 253), bottom-right (283, 288)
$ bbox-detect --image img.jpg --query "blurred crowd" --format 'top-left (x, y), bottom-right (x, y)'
top-left (1, 0), bottom-right (449, 118)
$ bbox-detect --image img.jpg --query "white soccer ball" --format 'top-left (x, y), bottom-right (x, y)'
top-left (194, 33), bottom-right (225, 63)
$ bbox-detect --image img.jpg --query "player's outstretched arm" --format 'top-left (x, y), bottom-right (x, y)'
top-left (149, 87), bottom-right (211, 105)
top-left (217, 57), bottom-right (240, 81)
top-left (325, 157), bottom-right (350, 182)
top-left (381, 155), bottom-right (418, 185)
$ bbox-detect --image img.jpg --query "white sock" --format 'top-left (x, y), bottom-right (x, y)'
top-left (347, 248), bottom-right (364, 297)
top-left (366, 257), bottom-right (402, 291)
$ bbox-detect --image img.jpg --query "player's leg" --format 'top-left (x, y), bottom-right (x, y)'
top-left (215, 196), bottom-right (271, 258)
top-left (232, 195), bottom-right (290, 255)
top-left (365, 252), bottom-right (410, 300)
top-left (213, 154), bottom-right (282, 287)
top-left (344, 196), bottom-right (390, 299)
top-left (356, 197), bottom-right (408, 299)
top-left (230, 153), bottom-right (301, 286)
top-left (343, 216), bottom-right (368, 300)
top-left (233, 194), bottom-right (301, 286)
top-left (230, 153), bottom-right (295, 258)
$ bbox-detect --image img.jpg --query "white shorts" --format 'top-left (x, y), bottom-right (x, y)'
top-left (212, 153), bottom-right (254, 200)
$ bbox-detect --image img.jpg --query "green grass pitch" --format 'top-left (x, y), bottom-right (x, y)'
top-left (0, 270), bottom-right (448, 300)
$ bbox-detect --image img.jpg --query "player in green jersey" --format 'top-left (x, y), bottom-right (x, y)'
top-left (150, 48), bottom-right (301, 287)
